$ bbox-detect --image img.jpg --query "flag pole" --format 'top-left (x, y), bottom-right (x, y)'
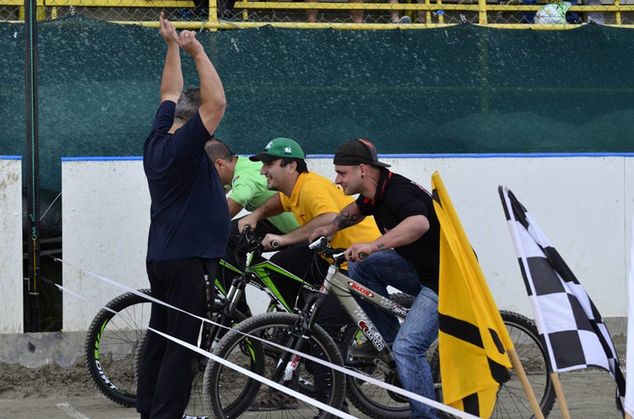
top-left (507, 348), bottom-right (545, 419)
top-left (549, 372), bottom-right (571, 419)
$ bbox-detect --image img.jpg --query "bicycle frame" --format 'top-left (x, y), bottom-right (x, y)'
top-left (265, 250), bottom-right (411, 392)
top-left (320, 262), bottom-right (409, 361)
top-left (216, 238), bottom-right (322, 320)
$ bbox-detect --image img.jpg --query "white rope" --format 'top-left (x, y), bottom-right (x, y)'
top-left (149, 327), bottom-right (355, 418)
top-left (54, 256), bottom-right (477, 419)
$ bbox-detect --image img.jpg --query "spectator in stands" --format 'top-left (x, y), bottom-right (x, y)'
top-left (137, 13), bottom-right (229, 419)
top-left (348, 0), bottom-right (419, 24)
top-left (304, 0), bottom-right (363, 23)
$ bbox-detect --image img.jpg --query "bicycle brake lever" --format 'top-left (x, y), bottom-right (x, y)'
top-left (332, 251), bottom-right (347, 264)
top-left (308, 236), bottom-right (328, 251)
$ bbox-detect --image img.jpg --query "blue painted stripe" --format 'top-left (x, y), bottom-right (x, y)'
top-left (308, 152), bottom-right (634, 159)
top-left (0, 155), bottom-right (22, 160)
top-left (61, 156), bottom-right (143, 162)
top-left (61, 152), bottom-right (634, 162)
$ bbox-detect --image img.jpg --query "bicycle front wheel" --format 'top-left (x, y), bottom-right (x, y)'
top-left (203, 312), bottom-right (346, 418)
top-left (343, 293), bottom-right (414, 418)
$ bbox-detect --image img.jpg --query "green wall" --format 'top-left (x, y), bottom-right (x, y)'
top-left (1, 17), bottom-right (633, 190)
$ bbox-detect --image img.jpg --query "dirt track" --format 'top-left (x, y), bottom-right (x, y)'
top-left (0, 362), bottom-right (92, 400)
top-left (0, 361), bottom-right (626, 418)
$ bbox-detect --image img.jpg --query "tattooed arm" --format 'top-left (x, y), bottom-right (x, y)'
top-left (309, 202), bottom-right (365, 242)
top-left (335, 202), bottom-right (366, 229)
top-left (344, 215), bottom-right (429, 262)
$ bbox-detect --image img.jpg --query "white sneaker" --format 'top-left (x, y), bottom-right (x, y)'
top-left (396, 15), bottom-right (412, 24)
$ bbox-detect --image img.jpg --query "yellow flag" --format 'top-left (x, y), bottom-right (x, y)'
top-left (431, 172), bottom-right (513, 418)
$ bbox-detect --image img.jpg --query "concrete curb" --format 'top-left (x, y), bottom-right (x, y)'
top-left (0, 331), bottom-right (86, 368)
top-left (0, 316), bottom-right (627, 368)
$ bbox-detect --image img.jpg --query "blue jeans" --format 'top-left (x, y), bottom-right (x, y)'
top-left (349, 250), bottom-right (439, 419)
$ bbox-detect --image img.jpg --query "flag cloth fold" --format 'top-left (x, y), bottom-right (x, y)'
top-left (499, 186), bottom-right (625, 412)
top-left (432, 172), bottom-right (512, 418)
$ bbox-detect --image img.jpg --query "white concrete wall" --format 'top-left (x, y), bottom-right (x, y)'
top-left (0, 157), bottom-right (23, 333)
top-left (62, 158), bottom-right (150, 331)
top-left (61, 155), bottom-right (634, 331)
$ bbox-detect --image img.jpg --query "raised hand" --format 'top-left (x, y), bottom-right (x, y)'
top-left (178, 30), bottom-right (204, 57)
top-left (159, 12), bottom-right (178, 45)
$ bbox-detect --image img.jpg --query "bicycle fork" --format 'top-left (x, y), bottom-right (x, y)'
top-left (271, 293), bottom-right (324, 384)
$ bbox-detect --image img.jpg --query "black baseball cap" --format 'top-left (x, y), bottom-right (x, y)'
top-left (333, 138), bottom-right (390, 168)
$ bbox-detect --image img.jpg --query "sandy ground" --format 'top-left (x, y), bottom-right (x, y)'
top-left (0, 361), bottom-right (93, 399)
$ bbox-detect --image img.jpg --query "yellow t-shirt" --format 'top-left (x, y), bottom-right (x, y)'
top-left (279, 172), bottom-right (381, 250)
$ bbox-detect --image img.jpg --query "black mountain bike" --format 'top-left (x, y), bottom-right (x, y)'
top-left (203, 237), bottom-right (555, 418)
top-left (84, 227), bottom-right (321, 416)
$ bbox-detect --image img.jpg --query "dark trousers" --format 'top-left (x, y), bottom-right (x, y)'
top-left (137, 258), bottom-right (218, 419)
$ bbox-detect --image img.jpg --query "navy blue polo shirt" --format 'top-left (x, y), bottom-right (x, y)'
top-left (143, 100), bottom-right (230, 262)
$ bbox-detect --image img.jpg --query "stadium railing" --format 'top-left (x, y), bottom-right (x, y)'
top-left (1, 0), bottom-right (633, 29)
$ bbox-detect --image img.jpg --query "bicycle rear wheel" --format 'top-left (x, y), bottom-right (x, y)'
top-left (85, 289), bottom-right (151, 407)
top-left (85, 288), bottom-right (247, 417)
top-left (492, 311), bottom-right (555, 418)
top-left (203, 312), bottom-right (346, 418)
top-left (431, 310), bottom-right (555, 418)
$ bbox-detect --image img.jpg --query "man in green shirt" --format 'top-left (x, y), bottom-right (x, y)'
top-left (205, 138), bottom-right (298, 235)
top-left (205, 139), bottom-right (299, 311)
top-left (205, 138), bottom-right (299, 304)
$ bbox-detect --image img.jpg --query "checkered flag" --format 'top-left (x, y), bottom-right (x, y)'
top-left (499, 186), bottom-right (625, 412)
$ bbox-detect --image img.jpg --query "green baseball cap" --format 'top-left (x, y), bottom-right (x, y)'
top-left (249, 137), bottom-right (306, 162)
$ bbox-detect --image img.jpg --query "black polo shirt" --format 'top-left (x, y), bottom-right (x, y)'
top-left (143, 100), bottom-right (230, 262)
top-left (356, 170), bottom-right (440, 293)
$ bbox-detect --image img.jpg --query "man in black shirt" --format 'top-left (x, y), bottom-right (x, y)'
top-left (137, 13), bottom-right (230, 419)
top-left (312, 138), bottom-right (440, 418)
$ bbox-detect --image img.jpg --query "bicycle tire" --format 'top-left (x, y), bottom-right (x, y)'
top-left (85, 288), bottom-right (249, 412)
top-left (343, 292), bottom-right (414, 418)
top-left (203, 312), bottom-right (346, 418)
top-left (431, 310), bottom-right (556, 418)
top-left (84, 289), bottom-right (152, 407)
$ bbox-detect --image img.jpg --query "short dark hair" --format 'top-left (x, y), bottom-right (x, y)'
top-left (280, 158), bottom-right (308, 173)
top-left (174, 88), bottom-right (201, 122)
top-left (205, 138), bottom-right (234, 162)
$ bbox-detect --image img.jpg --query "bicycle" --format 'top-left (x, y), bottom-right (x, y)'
top-left (202, 237), bottom-right (555, 418)
top-left (83, 227), bottom-right (322, 415)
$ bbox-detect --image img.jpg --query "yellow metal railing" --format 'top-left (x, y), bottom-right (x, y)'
top-left (2, 0), bottom-right (634, 28)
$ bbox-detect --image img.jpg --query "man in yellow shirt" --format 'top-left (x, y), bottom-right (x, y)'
top-left (239, 136), bottom-right (380, 288)
top-left (239, 137), bottom-right (380, 410)
top-left (239, 137), bottom-right (379, 248)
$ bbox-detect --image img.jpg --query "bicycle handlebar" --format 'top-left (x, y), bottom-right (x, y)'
top-left (237, 225), bottom-right (264, 254)
top-left (308, 236), bottom-right (347, 264)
